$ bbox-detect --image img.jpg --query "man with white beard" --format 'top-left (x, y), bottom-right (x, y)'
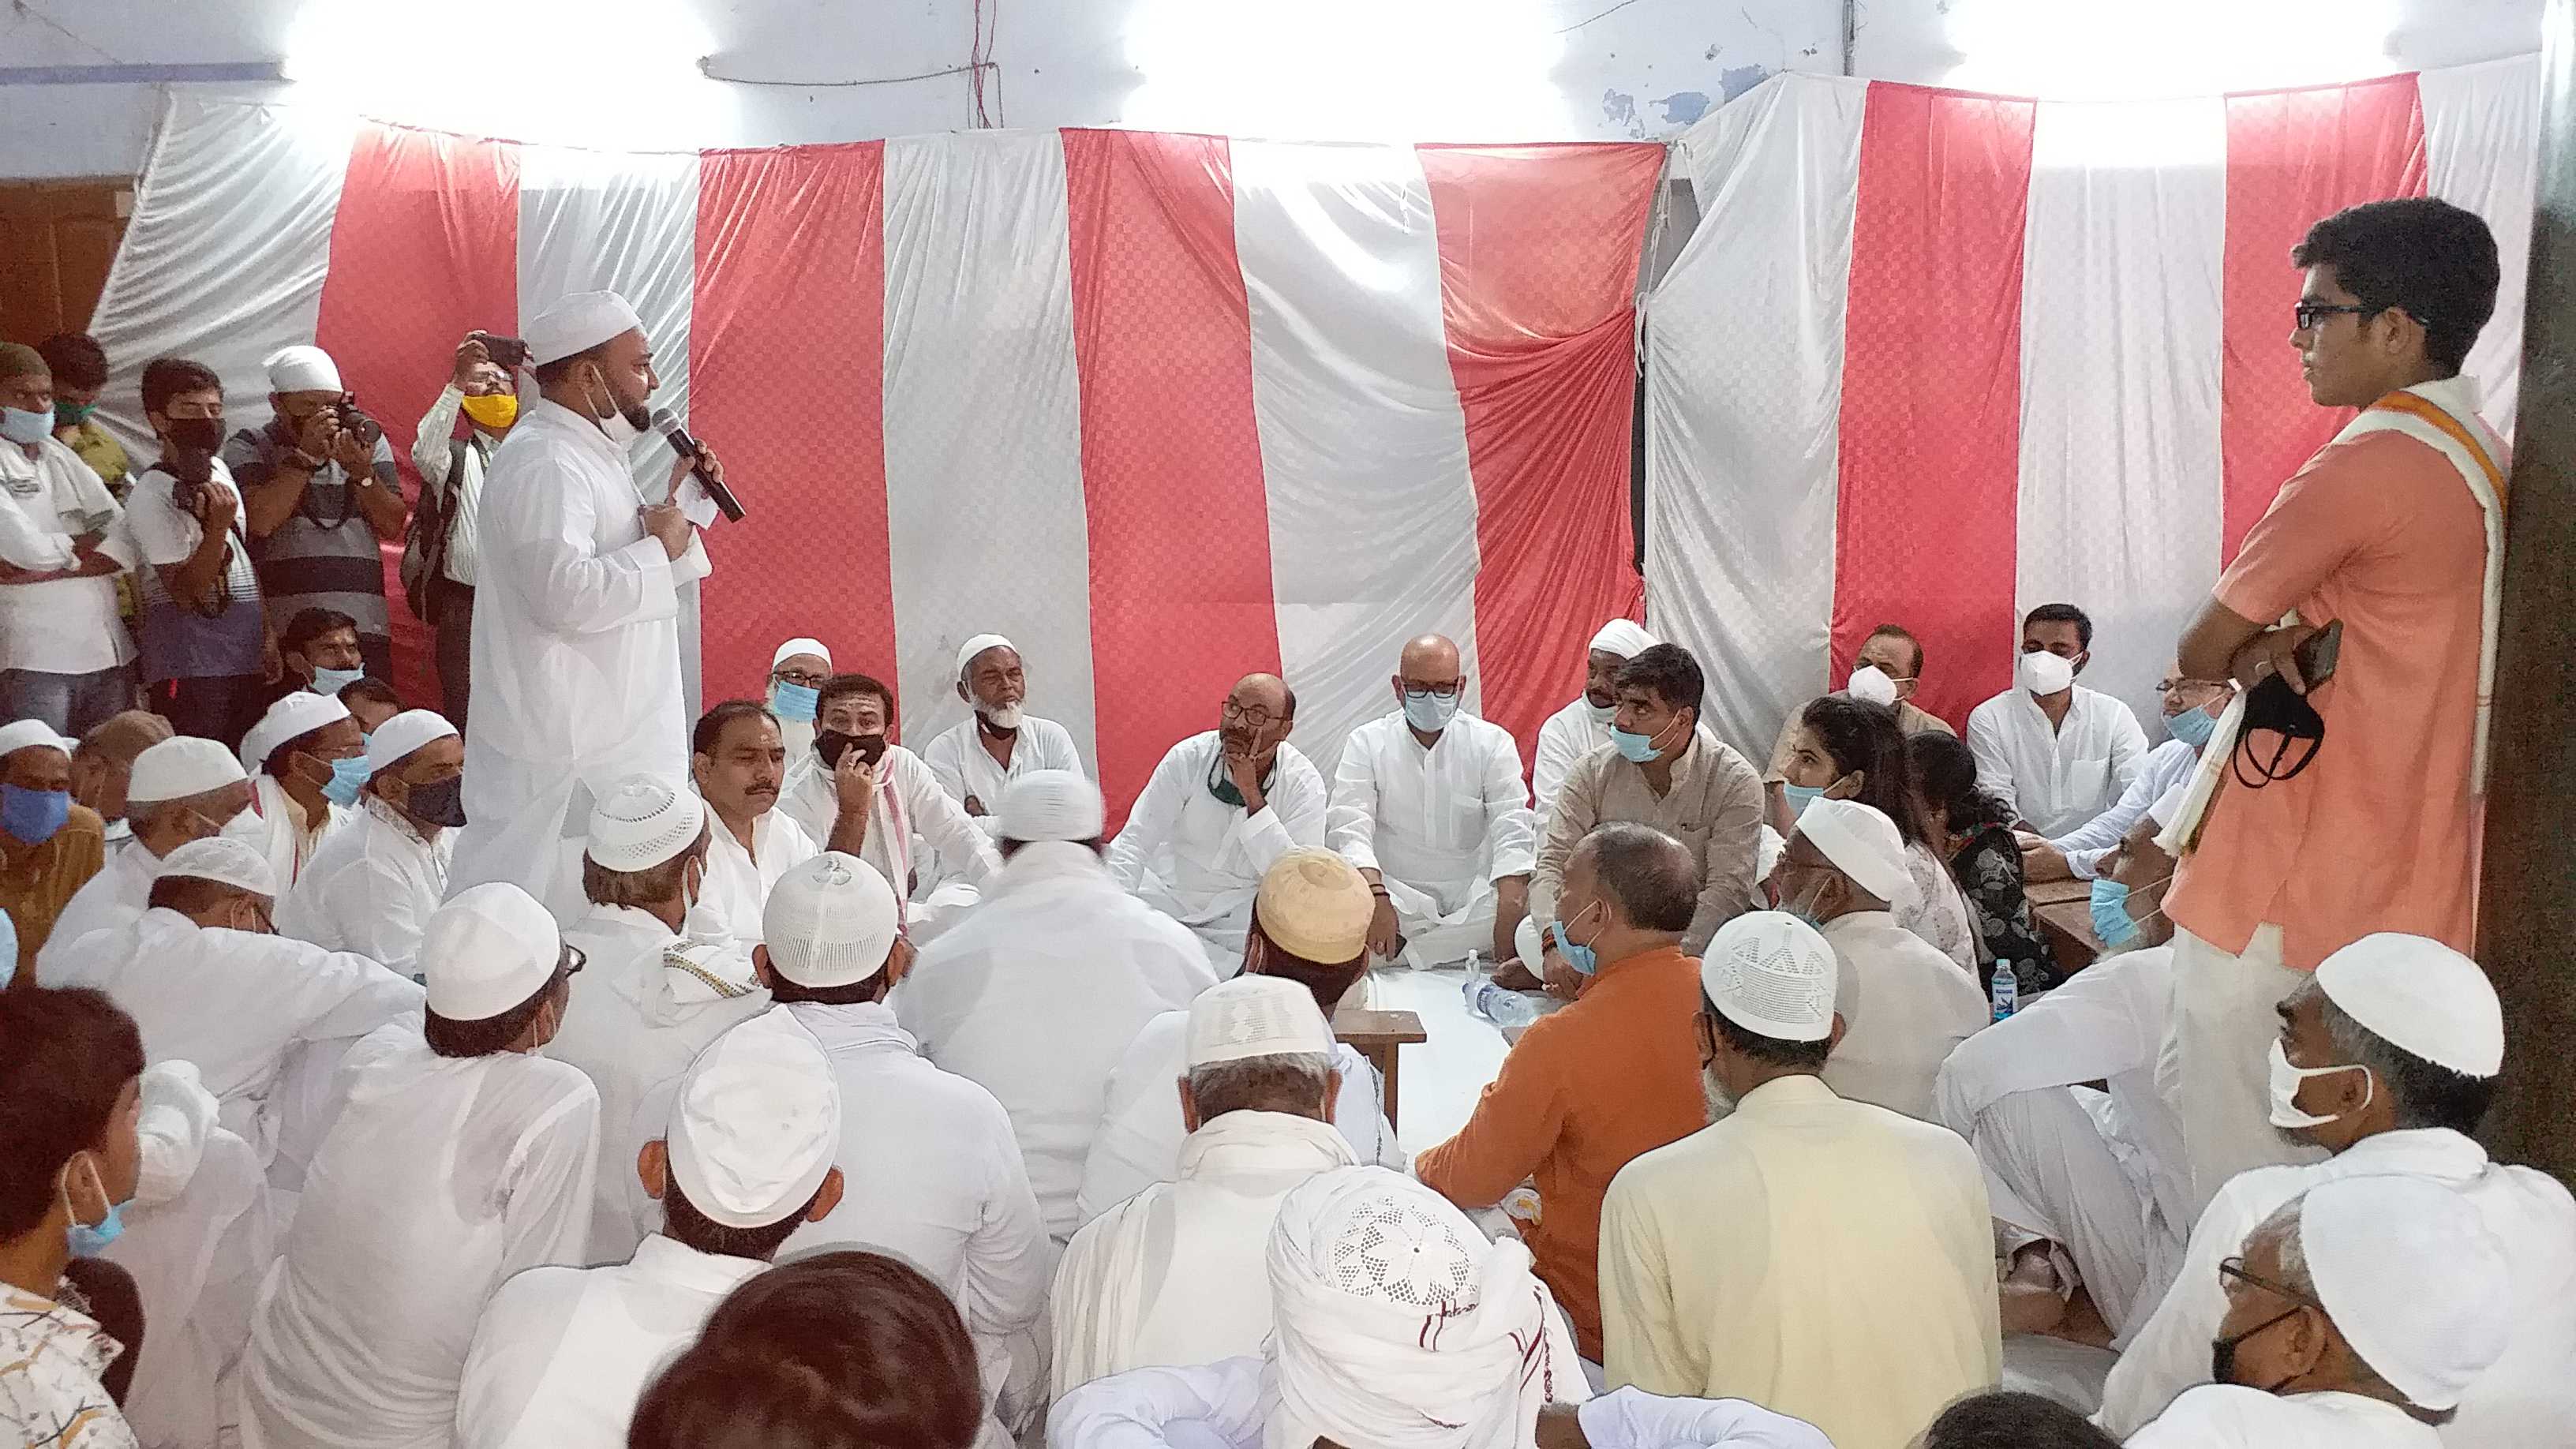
top-left (764, 638), bottom-right (832, 762)
top-left (923, 634), bottom-right (1087, 829)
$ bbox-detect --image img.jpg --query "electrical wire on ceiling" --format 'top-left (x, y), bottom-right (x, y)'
top-left (695, 0), bottom-right (1004, 129)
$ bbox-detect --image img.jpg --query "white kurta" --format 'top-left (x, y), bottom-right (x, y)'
top-left (2125, 1385), bottom-right (2441, 1449)
top-left (2097, 1126), bottom-right (2576, 1445)
top-left (238, 1025), bottom-right (601, 1449)
top-left (1531, 695), bottom-right (1612, 828)
top-left (778, 742), bottom-right (1002, 923)
top-left (1106, 733), bottom-right (1328, 972)
top-left (923, 713), bottom-right (1088, 837)
top-left (2045, 737), bottom-right (2200, 879)
top-left (455, 1234), bottom-right (765, 1449)
top-left (243, 776), bottom-right (349, 902)
top-left (1326, 712), bottom-right (1535, 968)
top-left (1051, 1111), bottom-right (1357, 1398)
top-left (685, 808), bottom-right (820, 945)
top-left (276, 798), bottom-right (455, 979)
top-left (1963, 684), bottom-right (2149, 837)
top-left (896, 841), bottom-right (1218, 1241)
top-left (1813, 912), bottom-right (1988, 1122)
top-left (34, 839), bottom-right (156, 977)
top-left (545, 905), bottom-right (772, 1260)
top-left (1900, 840), bottom-right (1980, 972)
top-left (453, 399), bottom-right (711, 919)
top-left (1934, 945), bottom-right (2186, 1341)
top-left (1076, 1009), bottom-right (1402, 1227)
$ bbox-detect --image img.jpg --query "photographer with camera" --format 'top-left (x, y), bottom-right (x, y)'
top-left (124, 358), bottom-right (274, 751)
top-left (219, 346), bottom-right (406, 684)
top-left (402, 332), bottom-right (520, 730)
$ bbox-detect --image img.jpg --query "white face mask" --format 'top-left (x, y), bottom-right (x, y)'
top-left (2267, 1039), bottom-right (2372, 1129)
top-left (1845, 665), bottom-right (1899, 706)
top-left (2019, 649), bottom-right (2076, 697)
top-left (587, 364), bottom-right (644, 448)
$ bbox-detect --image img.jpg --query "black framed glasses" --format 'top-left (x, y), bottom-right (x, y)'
top-left (771, 667), bottom-right (829, 690)
top-left (558, 942), bottom-right (587, 978)
top-left (2217, 1256), bottom-right (2323, 1310)
top-left (2293, 301), bottom-right (2375, 331)
top-left (1220, 699), bottom-right (1279, 729)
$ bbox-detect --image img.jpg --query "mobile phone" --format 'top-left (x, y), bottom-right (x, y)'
top-left (2293, 619), bottom-right (2342, 689)
top-left (473, 331), bottom-right (530, 369)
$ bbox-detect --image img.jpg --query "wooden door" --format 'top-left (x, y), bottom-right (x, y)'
top-left (0, 179), bottom-right (131, 340)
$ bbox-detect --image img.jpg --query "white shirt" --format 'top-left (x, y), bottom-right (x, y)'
top-left (411, 384), bottom-right (491, 586)
top-left (2046, 737), bottom-right (2201, 878)
top-left (1052, 1112), bottom-right (1357, 1398)
top-left (107, 1093), bottom-right (275, 1449)
top-left (923, 713), bottom-right (1088, 836)
top-left (897, 841), bottom-right (1218, 1240)
top-left (1813, 911), bottom-right (1989, 1122)
top-left (455, 1234), bottom-right (764, 1449)
top-left (245, 773), bottom-right (351, 899)
top-left (1077, 1009), bottom-right (1402, 1227)
top-left (687, 807), bottom-right (820, 945)
top-left (454, 399), bottom-right (711, 917)
top-left (0, 432), bottom-right (133, 674)
top-left (1964, 683), bottom-right (2149, 837)
top-left (1327, 710), bottom-right (1534, 911)
top-left (34, 839), bottom-right (157, 977)
top-left (546, 904), bottom-right (772, 1260)
top-left (240, 1025), bottom-right (601, 1449)
top-left (1532, 695), bottom-right (1612, 827)
top-left (277, 796), bottom-right (456, 979)
top-left (779, 742), bottom-right (1002, 908)
top-left (1106, 732), bottom-right (1327, 968)
top-left (2125, 1386), bottom-right (2441, 1449)
top-left (2098, 1127), bottom-right (2576, 1445)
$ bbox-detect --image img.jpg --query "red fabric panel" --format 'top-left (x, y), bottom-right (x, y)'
top-left (1061, 129), bottom-right (1278, 829)
top-left (2219, 73), bottom-right (2427, 562)
top-left (313, 123), bottom-right (519, 715)
top-left (691, 143), bottom-right (895, 712)
top-left (1830, 84), bottom-right (2037, 728)
top-left (1417, 142), bottom-right (1662, 769)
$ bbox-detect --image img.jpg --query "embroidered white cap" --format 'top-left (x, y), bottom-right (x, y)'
top-left (586, 774), bottom-right (706, 872)
top-left (1186, 974), bottom-right (1336, 1068)
top-left (762, 852), bottom-right (901, 990)
top-left (1701, 910), bottom-right (1838, 1043)
top-left (1253, 848), bottom-right (1374, 964)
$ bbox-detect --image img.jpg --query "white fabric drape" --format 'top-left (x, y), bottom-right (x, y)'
top-left (2422, 53), bottom-right (2543, 442)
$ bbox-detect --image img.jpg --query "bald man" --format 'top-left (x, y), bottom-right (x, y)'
top-left (1106, 673), bottom-right (1327, 974)
top-left (1326, 635), bottom-right (1533, 969)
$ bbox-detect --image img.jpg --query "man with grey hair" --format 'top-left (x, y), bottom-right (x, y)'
top-left (1050, 973), bottom-right (1354, 1398)
top-left (2099, 934), bottom-right (2576, 1444)
top-left (38, 734), bottom-right (255, 976)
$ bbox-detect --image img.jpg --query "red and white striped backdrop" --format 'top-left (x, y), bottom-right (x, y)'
top-left (1646, 57), bottom-right (2541, 756)
top-left (88, 97), bottom-right (1661, 826)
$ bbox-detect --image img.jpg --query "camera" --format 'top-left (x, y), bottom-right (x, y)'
top-left (332, 394), bottom-right (384, 451)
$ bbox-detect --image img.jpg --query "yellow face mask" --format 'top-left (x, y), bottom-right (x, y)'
top-left (459, 391), bottom-right (519, 429)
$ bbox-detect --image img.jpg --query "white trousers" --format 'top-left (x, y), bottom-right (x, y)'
top-left (1970, 1086), bottom-right (2177, 1339)
top-left (2162, 924), bottom-right (2327, 1216)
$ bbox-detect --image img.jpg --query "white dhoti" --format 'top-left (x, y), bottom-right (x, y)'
top-left (1380, 868), bottom-right (1500, 971)
top-left (1968, 1084), bottom-right (2181, 1340)
top-left (2163, 924), bottom-right (2324, 1215)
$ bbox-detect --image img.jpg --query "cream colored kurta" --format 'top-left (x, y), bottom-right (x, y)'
top-left (1598, 1074), bottom-right (1998, 1449)
top-left (1533, 732), bottom-right (1764, 957)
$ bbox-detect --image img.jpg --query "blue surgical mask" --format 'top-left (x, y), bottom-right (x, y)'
top-left (1550, 900), bottom-right (1604, 975)
top-left (1402, 690), bottom-right (1459, 734)
top-left (1610, 717), bottom-right (1672, 764)
top-left (64, 1157), bottom-right (128, 1257)
top-left (2167, 700), bottom-right (2219, 749)
top-left (2091, 876), bottom-right (2140, 949)
top-left (0, 406), bottom-right (52, 447)
top-left (0, 783), bottom-right (71, 844)
top-left (317, 751), bottom-right (371, 807)
top-left (769, 680), bottom-right (820, 723)
top-left (1781, 782), bottom-right (1825, 818)
top-left (309, 665), bottom-right (365, 696)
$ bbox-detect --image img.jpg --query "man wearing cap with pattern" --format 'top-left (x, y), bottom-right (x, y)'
top-left (457, 1006), bottom-right (844, 1449)
top-left (37, 735), bottom-right (257, 978)
top-left (765, 637), bottom-right (833, 762)
top-left (1762, 796), bottom-right (1985, 1121)
top-left (1532, 619), bottom-right (1655, 830)
top-left (547, 775), bottom-right (771, 1260)
top-left (234, 690), bottom-right (362, 896)
top-left (278, 709), bottom-right (466, 978)
top-left (2129, 1176), bottom-right (2511, 1447)
top-left (1053, 974), bottom-right (1359, 1398)
top-left (761, 852), bottom-right (1047, 1441)
top-left (1078, 848), bottom-right (1405, 1226)
top-left (1599, 911), bottom-right (1997, 1449)
top-left (240, 884), bottom-right (599, 1449)
top-left (925, 634), bottom-right (1086, 830)
top-left (901, 770), bottom-right (1215, 1243)
top-left (0, 718), bottom-right (103, 974)
top-left (2099, 934), bottom-right (2575, 1444)
top-left (453, 290), bottom-right (725, 920)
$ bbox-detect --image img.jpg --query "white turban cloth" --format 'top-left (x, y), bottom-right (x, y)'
top-left (1264, 1166), bottom-right (1587, 1449)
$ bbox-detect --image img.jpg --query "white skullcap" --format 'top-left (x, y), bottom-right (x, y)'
top-left (523, 290), bottom-right (644, 366)
top-left (586, 774), bottom-right (706, 871)
top-left (2147, 780), bottom-right (2192, 830)
top-left (128, 736), bottom-right (247, 803)
top-left (262, 344), bottom-right (343, 394)
top-left (1589, 619), bottom-right (1656, 659)
top-left (1702, 911), bottom-right (1837, 1043)
top-left (2313, 933), bottom-right (2504, 1077)
top-left (763, 852), bottom-right (900, 990)
top-left (238, 691), bottom-right (351, 773)
top-left (153, 837), bottom-right (275, 897)
top-left (1254, 848), bottom-right (1375, 964)
top-left (1185, 975), bottom-right (1336, 1069)
top-left (955, 632), bottom-right (1015, 679)
top-left (772, 638), bottom-right (831, 668)
top-left (363, 710), bottom-right (459, 777)
top-left (2301, 1175), bottom-right (2511, 1411)
top-left (1793, 798), bottom-right (1914, 908)
top-left (996, 769), bottom-right (1103, 844)
top-left (0, 719), bottom-right (71, 760)
top-left (421, 882), bottom-right (561, 1021)
top-left (668, 1007), bottom-right (841, 1229)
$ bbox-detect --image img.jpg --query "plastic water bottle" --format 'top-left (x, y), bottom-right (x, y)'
top-left (1462, 950), bottom-right (1543, 1031)
top-left (1990, 958), bottom-right (2019, 1023)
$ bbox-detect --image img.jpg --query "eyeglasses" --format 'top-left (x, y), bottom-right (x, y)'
top-left (1220, 700), bottom-right (1279, 730)
top-left (771, 668), bottom-right (828, 690)
top-left (558, 943), bottom-right (587, 978)
top-left (2158, 676), bottom-right (2230, 695)
top-left (2293, 301), bottom-right (2375, 331)
top-left (1402, 683), bottom-right (1462, 699)
top-left (2217, 1256), bottom-right (2323, 1311)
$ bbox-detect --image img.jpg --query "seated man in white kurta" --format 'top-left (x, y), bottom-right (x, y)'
top-left (1964, 604), bottom-right (2148, 837)
top-left (1531, 619), bottom-right (1655, 830)
top-left (777, 672), bottom-right (1000, 942)
top-left (684, 699), bottom-right (864, 945)
top-left (923, 633), bottom-right (1087, 832)
top-left (1327, 634), bottom-right (1533, 971)
top-left (1106, 672), bottom-right (1327, 973)
top-left (278, 709), bottom-right (465, 979)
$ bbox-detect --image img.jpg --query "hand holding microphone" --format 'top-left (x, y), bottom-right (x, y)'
top-left (650, 408), bottom-right (745, 522)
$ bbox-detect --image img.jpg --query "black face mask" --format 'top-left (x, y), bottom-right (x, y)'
top-left (2233, 674), bottom-right (2324, 788)
top-left (163, 416), bottom-right (227, 455)
top-left (403, 776), bottom-right (468, 828)
top-left (815, 730), bottom-right (888, 771)
top-left (2209, 1305), bottom-right (2305, 1391)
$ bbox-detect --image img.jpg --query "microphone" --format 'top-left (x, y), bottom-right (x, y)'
top-left (650, 408), bottom-right (746, 522)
